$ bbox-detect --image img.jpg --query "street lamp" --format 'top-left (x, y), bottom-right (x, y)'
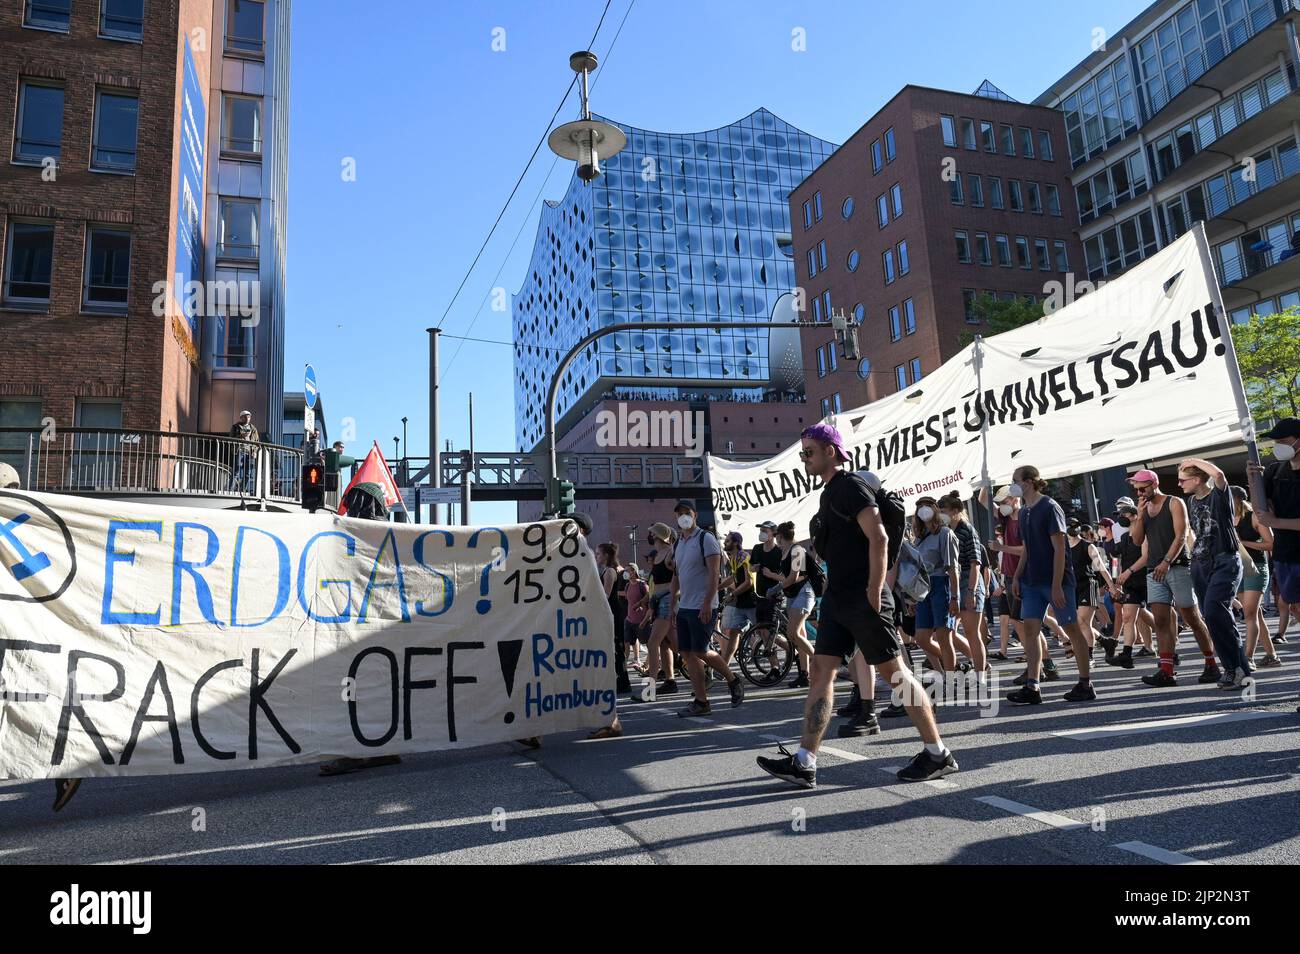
top-left (393, 437), bottom-right (399, 463)
top-left (547, 51), bottom-right (626, 183)
top-left (401, 416), bottom-right (408, 461)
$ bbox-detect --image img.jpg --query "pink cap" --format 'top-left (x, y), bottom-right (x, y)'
top-left (1128, 469), bottom-right (1159, 484)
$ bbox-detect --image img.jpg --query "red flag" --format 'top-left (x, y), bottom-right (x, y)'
top-left (337, 441), bottom-right (403, 515)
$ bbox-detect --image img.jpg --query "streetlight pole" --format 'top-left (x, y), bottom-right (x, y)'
top-left (426, 327), bottom-right (441, 524)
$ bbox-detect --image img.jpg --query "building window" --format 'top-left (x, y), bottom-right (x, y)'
top-left (802, 200), bottom-right (812, 230)
top-left (891, 183), bottom-right (903, 218)
top-left (910, 358), bottom-right (923, 383)
top-left (813, 190), bottom-right (823, 221)
top-left (24, 0), bottom-right (71, 31)
top-left (841, 196), bottom-right (855, 219)
top-left (884, 126), bottom-right (896, 162)
top-left (847, 249), bottom-right (860, 272)
top-left (1015, 235), bottom-right (1031, 269)
top-left (1053, 239), bottom-right (1069, 273)
top-left (92, 90), bottom-right (139, 172)
top-left (954, 229), bottom-right (971, 264)
top-left (895, 365), bottom-right (908, 391)
top-left (1046, 183), bottom-right (1061, 216)
top-left (853, 302), bottom-right (865, 322)
top-left (889, 307), bottom-right (902, 341)
top-left (223, 95), bottom-right (263, 156)
top-left (829, 344), bottom-right (838, 372)
top-left (876, 194), bottom-right (889, 228)
top-left (219, 198), bottom-right (260, 260)
top-left (1037, 130), bottom-right (1053, 161)
top-left (1018, 126), bottom-right (1034, 158)
top-left (995, 233), bottom-right (1012, 267)
top-left (975, 232), bottom-right (992, 265)
top-left (820, 397), bottom-right (831, 418)
top-left (821, 289), bottom-right (831, 318)
top-left (1000, 124), bottom-right (1015, 155)
top-left (3, 221), bottom-right (55, 305)
top-left (1008, 179), bottom-right (1024, 212)
top-left (980, 121), bottom-right (996, 153)
top-left (883, 249), bottom-right (896, 284)
top-left (818, 240), bottom-right (827, 271)
top-left (897, 240), bottom-right (910, 275)
top-left (817, 347), bottom-right (827, 378)
top-left (968, 174), bottom-right (983, 207)
top-left (941, 114), bottom-right (957, 147)
top-left (961, 117), bottom-right (977, 150)
top-left (84, 228), bottom-right (131, 310)
top-left (812, 295), bottom-right (822, 322)
top-left (0, 399), bottom-right (43, 473)
top-left (871, 139), bottom-right (883, 173)
top-left (1027, 181), bottom-right (1042, 214)
top-left (962, 288), bottom-right (978, 321)
top-left (226, 0), bottom-right (266, 55)
top-left (806, 248), bottom-right (817, 279)
top-left (101, 0), bottom-right (144, 40)
top-left (216, 310), bottom-right (256, 369)
top-left (988, 176), bottom-right (1004, 210)
top-left (14, 81), bottom-right (64, 162)
top-left (1034, 238), bottom-right (1051, 272)
top-left (903, 297), bottom-right (916, 335)
top-left (949, 175), bottom-right (964, 205)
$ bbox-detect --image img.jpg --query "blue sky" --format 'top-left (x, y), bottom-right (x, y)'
top-left (285, 0), bottom-right (1145, 524)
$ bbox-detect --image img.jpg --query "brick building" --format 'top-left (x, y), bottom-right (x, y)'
top-left (0, 0), bottom-right (289, 475)
top-left (790, 82), bottom-right (1084, 417)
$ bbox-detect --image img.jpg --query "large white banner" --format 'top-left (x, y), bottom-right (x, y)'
top-left (709, 229), bottom-right (1243, 544)
top-left (0, 492), bottom-right (614, 779)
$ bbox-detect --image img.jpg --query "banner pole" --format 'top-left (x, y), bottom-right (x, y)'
top-left (1191, 223), bottom-right (1265, 505)
top-left (973, 335), bottom-right (998, 537)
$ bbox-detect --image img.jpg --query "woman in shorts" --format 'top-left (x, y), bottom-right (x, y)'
top-left (631, 522), bottom-right (678, 702)
top-left (912, 497), bottom-right (961, 674)
top-left (1232, 486), bottom-right (1280, 667)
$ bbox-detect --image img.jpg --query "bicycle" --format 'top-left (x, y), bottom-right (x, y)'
top-left (712, 594), bottom-right (796, 687)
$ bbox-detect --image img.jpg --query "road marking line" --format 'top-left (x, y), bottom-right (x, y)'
top-left (974, 795), bottom-right (1087, 830)
top-left (1052, 709), bottom-right (1288, 741)
top-left (1114, 841), bottom-right (1210, 865)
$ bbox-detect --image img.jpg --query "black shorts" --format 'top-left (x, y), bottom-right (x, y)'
top-left (1114, 585), bottom-right (1146, 606)
top-left (1075, 583), bottom-right (1097, 608)
top-left (814, 587), bottom-right (901, 666)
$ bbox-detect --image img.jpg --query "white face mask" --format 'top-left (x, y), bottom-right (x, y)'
top-left (999, 504), bottom-right (1013, 516)
top-left (758, 531), bottom-right (770, 543)
top-left (1008, 482), bottom-right (1024, 498)
top-left (1275, 442), bottom-right (1297, 462)
top-left (677, 514), bottom-right (694, 530)
top-left (917, 506), bottom-right (935, 523)
top-left (939, 513), bottom-right (952, 526)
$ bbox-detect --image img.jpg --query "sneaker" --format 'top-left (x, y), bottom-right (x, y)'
top-left (1063, 680), bottom-right (1097, 702)
top-left (1198, 664), bottom-right (1223, 685)
top-left (728, 675), bottom-right (746, 708)
top-left (1259, 655), bottom-right (1282, 668)
top-left (897, 748), bottom-right (959, 782)
top-left (788, 673), bottom-right (809, 689)
top-left (1216, 672), bottom-right (1236, 689)
top-left (51, 778), bottom-right (82, 813)
top-left (1012, 669), bottom-right (1029, 686)
top-left (879, 702), bottom-right (908, 719)
top-left (837, 686), bottom-right (862, 718)
top-left (1007, 685), bottom-right (1043, 706)
top-left (660, 679), bottom-right (679, 695)
top-left (989, 651), bottom-right (1010, 662)
top-left (1135, 647), bottom-right (1155, 658)
top-left (756, 743), bottom-right (816, 789)
top-left (1106, 651), bottom-right (1134, 670)
top-left (1232, 667), bottom-right (1255, 689)
top-left (678, 699), bottom-right (711, 717)
top-left (1042, 667), bottom-right (1062, 682)
top-left (836, 712), bottom-right (882, 738)
top-left (1142, 669), bottom-right (1178, 687)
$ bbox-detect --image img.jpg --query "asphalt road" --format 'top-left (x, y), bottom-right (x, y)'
top-left (3, 618), bottom-right (1298, 865)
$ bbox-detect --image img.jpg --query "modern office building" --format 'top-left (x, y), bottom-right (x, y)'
top-left (512, 108), bottom-right (837, 454)
top-left (1036, 0), bottom-right (1300, 324)
top-left (0, 0), bottom-right (291, 475)
top-left (789, 83), bottom-right (1083, 417)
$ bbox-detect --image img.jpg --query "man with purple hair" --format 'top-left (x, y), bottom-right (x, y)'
top-left (756, 424), bottom-right (958, 787)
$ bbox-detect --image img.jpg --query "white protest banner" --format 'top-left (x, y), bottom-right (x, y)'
top-left (0, 492), bottom-right (614, 779)
top-left (708, 228), bottom-right (1243, 544)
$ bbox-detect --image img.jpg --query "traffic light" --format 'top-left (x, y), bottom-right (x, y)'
top-left (830, 309), bottom-right (860, 361)
top-left (302, 463), bottom-right (325, 512)
top-left (557, 478), bottom-right (576, 515)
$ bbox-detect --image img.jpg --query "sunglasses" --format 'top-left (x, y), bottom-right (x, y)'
top-left (798, 448), bottom-right (816, 459)
top-left (1176, 476), bottom-right (1197, 484)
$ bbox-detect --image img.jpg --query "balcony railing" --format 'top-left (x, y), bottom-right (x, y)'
top-left (0, 428), bottom-right (302, 503)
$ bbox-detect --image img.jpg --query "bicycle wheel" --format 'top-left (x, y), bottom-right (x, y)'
top-left (739, 622), bottom-right (794, 687)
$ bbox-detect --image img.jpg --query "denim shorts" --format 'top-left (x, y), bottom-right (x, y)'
top-left (721, 604), bottom-right (757, 630)
top-left (785, 582), bottom-right (816, 615)
top-left (1146, 563), bottom-right (1196, 608)
top-left (1275, 560), bottom-right (1300, 603)
top-left (650, 589), bottom-right (673, 620)
top-left (915, 574), bottom-right (956, 631)
top-left (1238, 560), bottom-right (1269, 594)
top-left (675, 608), bottom-right (713, 654)
top-left (959, 581), bottom-right (986, 614)
top-left (1020, 582), bottom-right (1079, 625)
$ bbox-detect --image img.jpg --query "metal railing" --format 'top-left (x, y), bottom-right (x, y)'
top-left (0, 427), bottom-right (303, 503)
top-left (438, 450), bottom-right (765, 491)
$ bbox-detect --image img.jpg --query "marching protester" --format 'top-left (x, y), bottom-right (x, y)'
top-left (939, 491), bottom-right (988, 679)
top-left (1125, 471), bottom-right (1222, 687)
top-left (630, 522), bottom-right (678, 702)
top-left (1179, 459), bottom-right (1252, 687)
top-left (911, 497), bottom-right (961, 675)
top-left (669, 500), bottom-right (745, 717)
top-left (1066, 518), bottom-right (1114, 657)
top-left (718, 532), bottom-right (756, 668)
top-left (1007, 465), bottom-right (1096, 705)
top-left (598, 543), bottom-right (632, 695)
top-left (1250, 418), bottom-right (1300, 710)
top-left (775, 520), bottom-right (816, 689)
top-left (756, 424), bottom-right (956, 787)
top-left (1232, 486), bottom-right (1279, 667)
top-left (985, 486), bottom-right (1024, 662)
top-left (1102, 506), bottom-right (1149, 671)
top-left (623, 564), bottom-right (649, 674)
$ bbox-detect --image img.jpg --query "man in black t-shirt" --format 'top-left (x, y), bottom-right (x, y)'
top-left (756, 424), bottom-right (957, 788)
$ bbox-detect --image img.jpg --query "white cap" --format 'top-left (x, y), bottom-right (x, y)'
top-left (0, 462), bottom-right (21, 489)
top-left (855, 469), bottom-right (882, 492)
top-left (239, 410), bottom-right (252, 417)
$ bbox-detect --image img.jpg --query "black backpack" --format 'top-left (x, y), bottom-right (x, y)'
top-left (805, 553), bottom-right (827, 597)
top-left (813, 473), bottom-right (906, 570)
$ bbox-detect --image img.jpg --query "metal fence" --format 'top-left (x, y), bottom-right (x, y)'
top-left (0, 427), bottom-right (303, 503)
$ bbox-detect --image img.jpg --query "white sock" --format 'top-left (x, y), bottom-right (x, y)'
top-left (925, 741), bottom-right (949, 758)
top-left (794, 747), bottom-right (817, 768)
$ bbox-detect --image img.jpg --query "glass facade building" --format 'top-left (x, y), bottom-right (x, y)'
top-left (512, 108), bottom-right (835, 450)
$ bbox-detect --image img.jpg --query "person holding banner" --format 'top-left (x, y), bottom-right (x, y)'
top-left (1007, 466), bottom-right (1097, 705)
top-left (756, 424), bottom-right (956, 787)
